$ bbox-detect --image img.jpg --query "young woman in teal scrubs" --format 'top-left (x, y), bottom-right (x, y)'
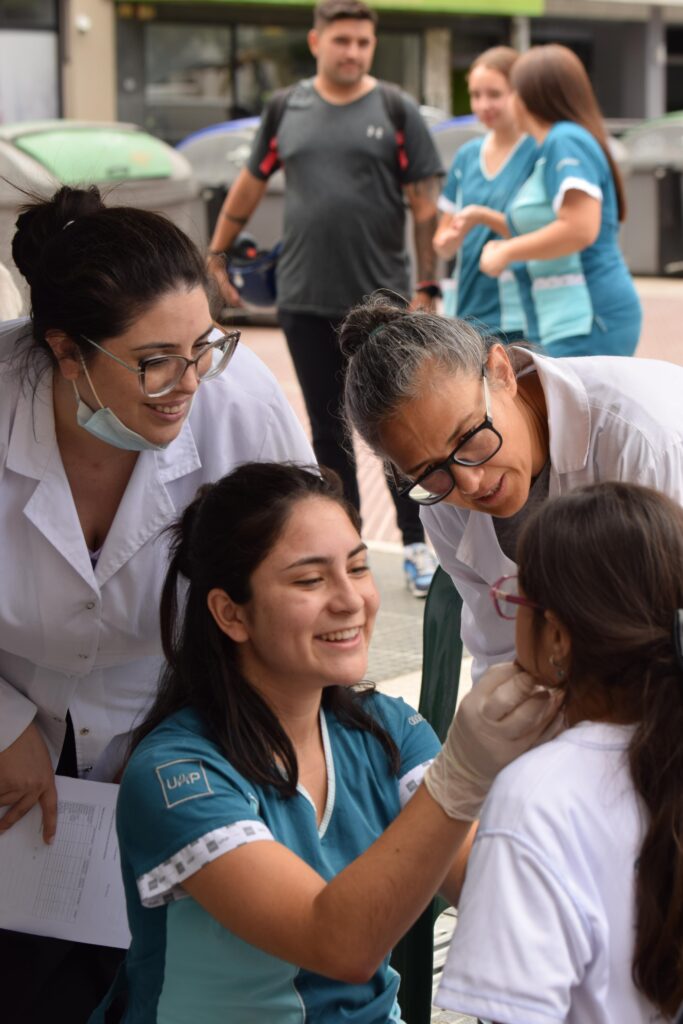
top-left (433, 47), bottom-right (537, 340)
top-left (92, 462), bottom-right (560, 1024)
top-left (477, 44), bottom-right (642, 357)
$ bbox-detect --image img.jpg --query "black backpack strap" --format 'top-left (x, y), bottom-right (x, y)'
top-left (378, 80), bottom-right (410, 180)
top-left (257, 84), bottom-right (295, 178)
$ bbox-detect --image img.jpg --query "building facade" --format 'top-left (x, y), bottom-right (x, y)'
top-left (2, 1), bottom-right (683, 137)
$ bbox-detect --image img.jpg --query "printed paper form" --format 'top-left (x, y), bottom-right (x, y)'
top-left (0, 776), bottom-right (131, 948)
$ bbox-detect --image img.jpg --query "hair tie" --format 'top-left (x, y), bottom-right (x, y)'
top-left (673, 609), bottom-right (683, 671)
top-left (368, 325), bottom-right (385, 342)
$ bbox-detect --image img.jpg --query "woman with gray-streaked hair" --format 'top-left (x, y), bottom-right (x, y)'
top-left (340, 292), bottom-right (683, 683)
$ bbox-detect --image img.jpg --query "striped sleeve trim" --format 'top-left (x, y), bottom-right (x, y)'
top-left (552, 176), bottom-right (603, 215)
top-left (398, 759), bottom-right (434, 809)
top-left (136, 820), bottom-right (274, 908)
top-left (438, 195), bottom-right (459, 214)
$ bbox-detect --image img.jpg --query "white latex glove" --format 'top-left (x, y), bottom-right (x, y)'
top-left (424, 662), bottom-right (564, 821)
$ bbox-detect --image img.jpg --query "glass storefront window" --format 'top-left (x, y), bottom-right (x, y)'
top-left (143, 23), bottom-right (310, 142)
top-left (374, 31), bottom-right (421, 103)
top-left (0, 29), bottom-right (58, 123)
top-left (234, 26), bottom-right (311, 117)
top-left (131, 17), bottom-right (425, 145)
top-left (0, 1), bottom-right (56, 28)
top-left (144, 23), bottom-right (232, 143)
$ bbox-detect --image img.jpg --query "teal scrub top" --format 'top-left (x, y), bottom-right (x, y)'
top-left (439, 133), bottom-right (537, 335)
top-left (506, 121), bottom-right (641, 348)
top-left (91, 695), bottom-right (440, 1024)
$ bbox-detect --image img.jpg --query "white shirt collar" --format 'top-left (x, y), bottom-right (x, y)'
top-left (512, 347), bottom-right (591, 475)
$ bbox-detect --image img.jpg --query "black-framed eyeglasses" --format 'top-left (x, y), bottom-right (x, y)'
top-left (81, 324), bottom-right (240, 398)
top-left (397, 370), bottom-right (503, 506)
top-left (490, 575), bottom-right (542, 621)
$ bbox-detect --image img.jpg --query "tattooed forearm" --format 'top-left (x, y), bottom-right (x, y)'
top-left (414, 215), bottom-right (438, 281)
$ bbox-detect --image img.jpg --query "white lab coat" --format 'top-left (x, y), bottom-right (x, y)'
top-left (422, 350), bottom-right (683, 682)
top-left (0, 320), bottom-right (315, 778)
top-left (0, 263), bottom-right (22, 322)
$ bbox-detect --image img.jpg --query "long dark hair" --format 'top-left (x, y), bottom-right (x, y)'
top-left (517, 482), bottom-right (683, 1016)
top-left (510, 44), bottom-right (626, 221)
top-left (131, 462), bottom-right (400, 794)
top-left (11, 184), bottom-right (209, 374)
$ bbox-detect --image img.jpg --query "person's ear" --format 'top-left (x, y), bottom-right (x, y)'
top-left (485, 342), bottom-right (517, 395)
top-left (45, 329), bottom-right (83, 382)
top-left (207, 588), bottom-right (250, 643)
top-left (307, 28), bottom-right (319, 58)
top-left (544, 609), bottom-right (572, 683)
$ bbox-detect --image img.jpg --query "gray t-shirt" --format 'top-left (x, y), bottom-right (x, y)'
top-left (248, 79), bottom-right (443, 318)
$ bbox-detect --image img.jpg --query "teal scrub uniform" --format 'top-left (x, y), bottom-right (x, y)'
top-left (506, 121), bottom-right (642, 357)
top-left (91, 695), bottom-right (440, 1024)
top-left (439, 133), bottom-right (537, 338)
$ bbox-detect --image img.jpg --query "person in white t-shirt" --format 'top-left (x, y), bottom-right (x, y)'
top-left (437, 481), bottom-right (683, 1024)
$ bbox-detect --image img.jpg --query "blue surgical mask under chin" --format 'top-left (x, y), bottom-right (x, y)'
top-left (72, 366), bottom-right (171, 452)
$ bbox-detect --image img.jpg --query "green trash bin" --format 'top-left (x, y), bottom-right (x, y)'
top-left (0, 120), bottom-right (207, 309)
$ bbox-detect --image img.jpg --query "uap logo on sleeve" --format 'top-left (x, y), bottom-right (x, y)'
top-left (155, 758), bottom-right (213, 808)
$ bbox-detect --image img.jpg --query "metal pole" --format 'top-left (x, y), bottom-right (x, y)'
top-left (644, 4), bottom-right (666, 120)
top-left (510, 15), bottom-right (530, 53)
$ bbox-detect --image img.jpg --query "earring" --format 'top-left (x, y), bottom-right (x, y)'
top-left (549, 654), bottom-right (566, 681)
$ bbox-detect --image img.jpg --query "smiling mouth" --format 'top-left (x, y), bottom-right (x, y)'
top-left (473, 476), bottom-right (504, 502)
top-left (147, 401), bottom-right (188, 415)
top-left (317, 627), bottom-right (362, 642)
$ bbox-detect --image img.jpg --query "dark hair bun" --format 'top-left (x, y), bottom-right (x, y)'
top-left (339, 289), bottom-right (409, 359)
top-left (12, 185), bottom-right (105, 286)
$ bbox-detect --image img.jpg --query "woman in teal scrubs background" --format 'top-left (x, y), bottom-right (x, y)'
top-left (477, 44), bottom-right (642, 357)
top-left (433, 46), bottom-right (537, 340)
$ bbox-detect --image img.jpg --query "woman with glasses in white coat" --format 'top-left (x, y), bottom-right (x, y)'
top-left (340, 293), bottom-right (683, 684)
top-left (0, 185), bottom-right (313, 1023)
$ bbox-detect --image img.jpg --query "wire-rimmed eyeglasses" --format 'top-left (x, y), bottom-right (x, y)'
top-left (81, 324), bottom-right (240, 398)
top-left (397, 370), bottom-right (503, 506)
top-left (490, 575), bottom-right (542, 621)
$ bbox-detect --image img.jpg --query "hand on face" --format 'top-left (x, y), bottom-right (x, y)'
top-left (424, 660), bottom-right (565, 821)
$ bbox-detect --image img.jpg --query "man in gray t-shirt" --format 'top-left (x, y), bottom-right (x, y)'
top-left (247, 77), bottom-right (441, 318)
top-left (208, 0), bottom-right (443, 597)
